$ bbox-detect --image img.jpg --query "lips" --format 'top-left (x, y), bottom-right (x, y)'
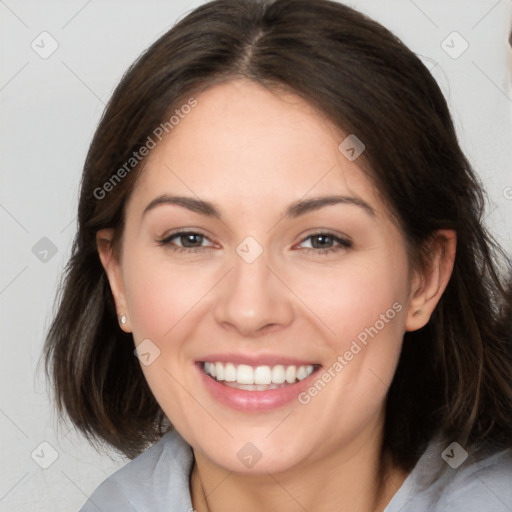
top-left (197, 356), bottom-right (321, 411)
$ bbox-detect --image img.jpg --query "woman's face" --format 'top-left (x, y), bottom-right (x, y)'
top-left (104, 79), bottom-right (423, 473)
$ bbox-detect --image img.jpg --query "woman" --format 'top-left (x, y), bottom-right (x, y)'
top-left (44, 0), bottom-right (512, 510)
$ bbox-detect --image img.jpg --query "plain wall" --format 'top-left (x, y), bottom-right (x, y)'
top-left (1, 1), bottom-right (510, 510)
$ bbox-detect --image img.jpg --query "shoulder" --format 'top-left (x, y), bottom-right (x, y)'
top-left (386, 438), bottom-right (512, 512)
top-left (79, 430), bottom-right (194, 512)
top-left (438, 446), bottom-right (512, 510)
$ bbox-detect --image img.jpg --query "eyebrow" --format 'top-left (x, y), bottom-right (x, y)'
top-left (143, 195), bottom-right (221, 218)
top-left (286, 195), bottom-right (375, 218)
top-left (142, 194), bottom-right (376, 219)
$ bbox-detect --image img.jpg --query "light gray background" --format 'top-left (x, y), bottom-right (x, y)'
top-left (1, 1), bottom-right (511, 510)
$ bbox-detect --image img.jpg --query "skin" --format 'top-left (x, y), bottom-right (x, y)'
top-left (97, 79), bottom-right (456, 512)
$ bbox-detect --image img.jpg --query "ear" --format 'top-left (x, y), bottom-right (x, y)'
top-left (405, 230), bottom-right (456, 332)
top-left (96, 228), bottom-right (132, 332)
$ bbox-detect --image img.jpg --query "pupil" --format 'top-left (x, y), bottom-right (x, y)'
top-left (312, 235), bottom-right (332, 248)
top-left (183, 234), bottom-right (202, 247)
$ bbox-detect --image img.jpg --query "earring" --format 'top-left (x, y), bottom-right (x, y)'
top-left (120, 314), bottom-right (127, 325)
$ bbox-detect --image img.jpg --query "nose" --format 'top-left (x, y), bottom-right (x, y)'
top-left (213, 251), bottom-right (295, 337)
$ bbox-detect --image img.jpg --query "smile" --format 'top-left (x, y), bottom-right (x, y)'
top-left (203, 362), bottom-right (315, 390)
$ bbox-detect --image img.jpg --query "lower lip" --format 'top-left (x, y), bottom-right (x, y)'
top-left (197, 363), bottom-right (320, 411)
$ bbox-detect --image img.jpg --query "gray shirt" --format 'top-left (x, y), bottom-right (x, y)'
top-left (80, 430), bottom-right (512, 511)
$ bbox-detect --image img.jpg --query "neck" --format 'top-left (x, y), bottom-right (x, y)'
top-left (190, 425), bottom-right (409, 512)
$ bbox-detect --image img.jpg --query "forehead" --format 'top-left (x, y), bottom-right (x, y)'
top-left (128, 79), bottom-right (381, 216)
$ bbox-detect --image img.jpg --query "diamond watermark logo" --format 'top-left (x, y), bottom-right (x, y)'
top-left (32, 237), bottom-right (58, 263)
top-left (134, 338), bottom-right (161, 366)
top-left (441, 31), bottom-right (469, 59)
top-left (31, 31), bottom-right (59, 59)
top-left (237, 442), bottom-right (262, 468)
top-left (441, 442), bottom-right (468, 469)
top-left (236, 236), bottom-right (263, 264)
top-left (338, 134), bottom-right (365, 161)
top-left (31, 441), bottom-right (59, 469)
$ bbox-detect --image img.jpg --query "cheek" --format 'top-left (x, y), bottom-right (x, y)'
top-left (121, 250), bottom-right (215, 426)
top-left (289, 246), bottom-right (410, 412)
top-left (288, 251), bottom-right (410, 349)
top-left (123, 251), bottom-right (217, 340)
top-left (293, 286), bottom-right (407, 438)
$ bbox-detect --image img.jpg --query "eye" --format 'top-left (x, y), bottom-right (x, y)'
top-left (296, 232), bottom-right (352, 254)
top-left (157, 230), bottom-right (216, 253)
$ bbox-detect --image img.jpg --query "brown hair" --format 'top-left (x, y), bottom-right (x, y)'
top-left (43, 0), bottom-right (512, 469)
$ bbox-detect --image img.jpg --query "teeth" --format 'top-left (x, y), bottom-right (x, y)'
top-left (224, 363), bottom-right (236, 382)
top-left (215, 362), bottom-right (224, 381)
top-left (237, 364), bottom-right (254, 384)
top-left (271, 365), bottom-right (286, 384)
top-left (285, 366), bottom-right (296, 383)
top-left (297, 366), bottom-right (307, 380)
top-left (254, 365), bottom-right (272, 385)
top-left (203, 362), bottom-right (315, 386)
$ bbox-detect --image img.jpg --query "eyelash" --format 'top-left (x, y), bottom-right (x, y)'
top-left (157, 230), bottom-right (352, 255)
top-left (299, 233), bottom-right (352, 254)
top-left (157, 231), bottom-right (216, 254)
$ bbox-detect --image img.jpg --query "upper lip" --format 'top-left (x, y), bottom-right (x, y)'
top-left (197, 353), bottom-right (320, 367)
